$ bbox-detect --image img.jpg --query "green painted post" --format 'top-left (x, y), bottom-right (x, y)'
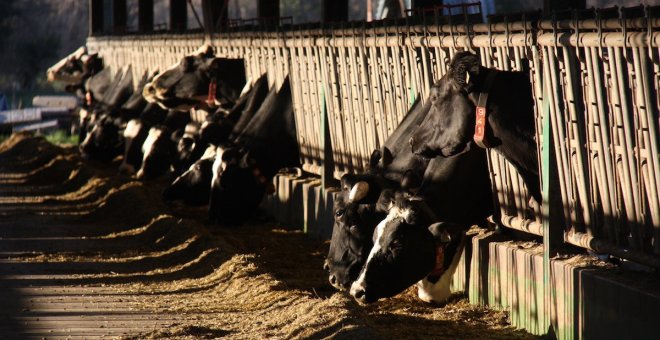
top-left (541, 70), bottom-right (562, 338)
top-left (320, 86), bottom-right (336, 192)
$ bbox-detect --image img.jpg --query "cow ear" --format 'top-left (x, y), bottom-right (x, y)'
top-left (428, 222), bottom-right (451, 243)
top-left (428, 222), bottom-right (464, 243)
top-left (340, 174), bottom-right (355, 192)
top-left (194, 44), bottom-right (215, 58)
top-left (376, 189), bottom-right (396, 212)
top-left (380, 147), bottom-right (393, 167)
top-left (449, 52), bottom-right (480, 88)
top-left (207, 58), bottom-right (223, 75)
top-left (368, 149), bottom-right (381, 171)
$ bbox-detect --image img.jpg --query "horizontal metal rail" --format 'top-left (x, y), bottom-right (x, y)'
top-left (87, 16), bottom-right (660, 268)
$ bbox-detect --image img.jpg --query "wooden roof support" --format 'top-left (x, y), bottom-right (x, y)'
top-left (89, 0), bottom-right (104, 36)
top-left (170, 0), bottom-right (187, 32)
top-left (138, 0), bottom-right (154, 33)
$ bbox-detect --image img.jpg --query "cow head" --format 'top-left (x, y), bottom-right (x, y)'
top-left (142, 44), bottom-right (245, 111)
top-left (409, 52), bottom-right (480, 158)
top-left (47, 47), bottom-right (104, 84)
top-left (79, 114), bottom-right (123, 162)
top-left (349, 194), bottom-right (466, 304)
top-left (163, 146), bottom-right (216, 206)
top-left (208, 147), bottom-right (268, 225)
top-left (171, 123), bottom-right (205, 176)
top-left (326, 174), bottom-right (395, 291)
top-left (136, 126), bottom-right (177, 180)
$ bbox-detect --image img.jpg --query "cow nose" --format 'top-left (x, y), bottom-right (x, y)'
top-left (352, 288), bottom-right (367, 303)
top-left (329, 275), bottom-right (337, 285)
top-left (143, 83), bottom-right (157, 96)
top-left (323, 260), bottom-right (330, 272)
top-left (409, 136), bottom-right (416, 152)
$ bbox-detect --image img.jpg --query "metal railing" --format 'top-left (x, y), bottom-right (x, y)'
top-left (86, 6), bottom-right (660, 268)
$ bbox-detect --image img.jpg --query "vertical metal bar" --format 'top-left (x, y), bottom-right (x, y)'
top-left (608, 46), bottom-right (643, 250)
top-left (631, 47), bottom-right (660, 253)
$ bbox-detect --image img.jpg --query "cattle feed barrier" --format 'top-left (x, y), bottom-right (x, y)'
top-left (87, 8), bottom-right (660, 338)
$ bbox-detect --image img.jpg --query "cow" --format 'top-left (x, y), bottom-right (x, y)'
top-left (47, 47), bottom-right (104, 96)
top-left (162, 145), bottom-right (217, 206)
top-left (135, 109), bottom-right (191, 179)
top-left (119, 74), bottom-right (169, 175)
top-left (325, 98), bottom-right (434, 290)
top-left (208, 77), bottom-right (300, 225)
top-left (409, 51), bottom-right (539, 202)
top-left (349, 193), bottom-right (467, 304)
top-left (142, 44), bottom-right (246, 112)
top-left (79, 67), bottom-right (136, 161)
top-left (161, 75), bottom-right (270, 206)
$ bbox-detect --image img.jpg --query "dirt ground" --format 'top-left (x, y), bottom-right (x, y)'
top-left (0, 133), bottom-right (538, 339)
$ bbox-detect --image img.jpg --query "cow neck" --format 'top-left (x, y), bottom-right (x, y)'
top-left (471, 70), bottom-right (498, 149)
top-left (251, 166), bottom-right (275, 194)
top-left (426, 241), bottom-right (446, 283)
top-left (206, 78), bottom-right (218, 107)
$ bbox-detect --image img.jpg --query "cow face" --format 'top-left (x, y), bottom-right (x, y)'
top-left (163, 146), bottom-right (216, 206)
top-left (208, 147), bottom-right (266, 225)
top-left (171, 123), bottom-right (205, 176)
top-left (136, 127), bottom-right (176, 179)
top-left (143, 45), bottom-right (245, 112)
top-left (326, 175), bottom-right (392, 291)
top-left (410, 52), bottom-right (480, 158)
top-left (119, 119), bottom-right (149, 175)
top-left (79, 114), bottom-right (123, 162)
top-left (47, 47), bottom-right (103, 84)
top-left (349, 196), bottom-right (465, 304)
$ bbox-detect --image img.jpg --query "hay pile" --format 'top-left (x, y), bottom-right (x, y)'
top-left (0, 133), bottom-right (537, 339)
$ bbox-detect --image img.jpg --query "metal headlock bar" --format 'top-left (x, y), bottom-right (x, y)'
top-left (86, 8), bottom-right (660, 269)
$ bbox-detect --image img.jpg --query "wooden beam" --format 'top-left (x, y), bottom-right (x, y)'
top-left (322, 0), bottom-right (348, 22)
top-left (170, 0), bottom-right (187, 31)
top-left (257, 0), bottom-right (279, 25)
top-left (89, 0), bottom-right (104, 36)
top-left (113, 0), bottom-right (127, 33)
top-left (202, 0), bottom-right (227, 34)
top-left (412, 0), bottom-right (441, 9)
top-left (138, 0), bottom-right (154, 32)
top-left (543, 0), bottom-right (585, 15)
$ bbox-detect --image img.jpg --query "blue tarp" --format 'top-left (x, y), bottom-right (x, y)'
top-left (0, 92), bottom-right (8, 111)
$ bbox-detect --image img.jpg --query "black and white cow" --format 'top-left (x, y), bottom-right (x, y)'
top-left (347, 52), bottom-right (541, 305)
top-left (161, 75), bottom-right (270, 206)
top-left (79, 67), bottom-right (136, 161)
top-left (208, 77), bottom-right (299, 225)
top-left (325, 98), bottom-right (432, 290)
top-left (142, 44), bottom-right (246, 112)
top-left (349, 194), bottom-right (467, 304)
top-left (409, 51), bottom-right (539, 202)
top-left (162, 145), bottom-right (217, 206)
top-left (135, 109), bottom-right (191, 179)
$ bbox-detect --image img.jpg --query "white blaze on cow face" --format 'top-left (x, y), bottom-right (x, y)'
top-left (211, 146), bottom-right (224, 186)
top-left (348, 181), bottom-right (369, 203)
top-left (349, 205), bottom-right (409, 298)
top-left (142, 127), bottom-right (163, 161)
top-left (200, 144), bottom-right (217, 160)
top-left (123, 119), bottom-right (142, 139)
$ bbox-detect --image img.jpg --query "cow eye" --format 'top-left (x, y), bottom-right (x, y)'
top-left (335, 209), bottom-right (345, 217)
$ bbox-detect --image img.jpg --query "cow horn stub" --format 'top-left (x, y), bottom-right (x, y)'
top-left (348, 181), bottom-right (369, 203)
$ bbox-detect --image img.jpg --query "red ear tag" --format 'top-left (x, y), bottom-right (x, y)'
top-left (207, 79), bottom-right (217, 106)
top-left (473, 106), bottom-right (489, 148)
